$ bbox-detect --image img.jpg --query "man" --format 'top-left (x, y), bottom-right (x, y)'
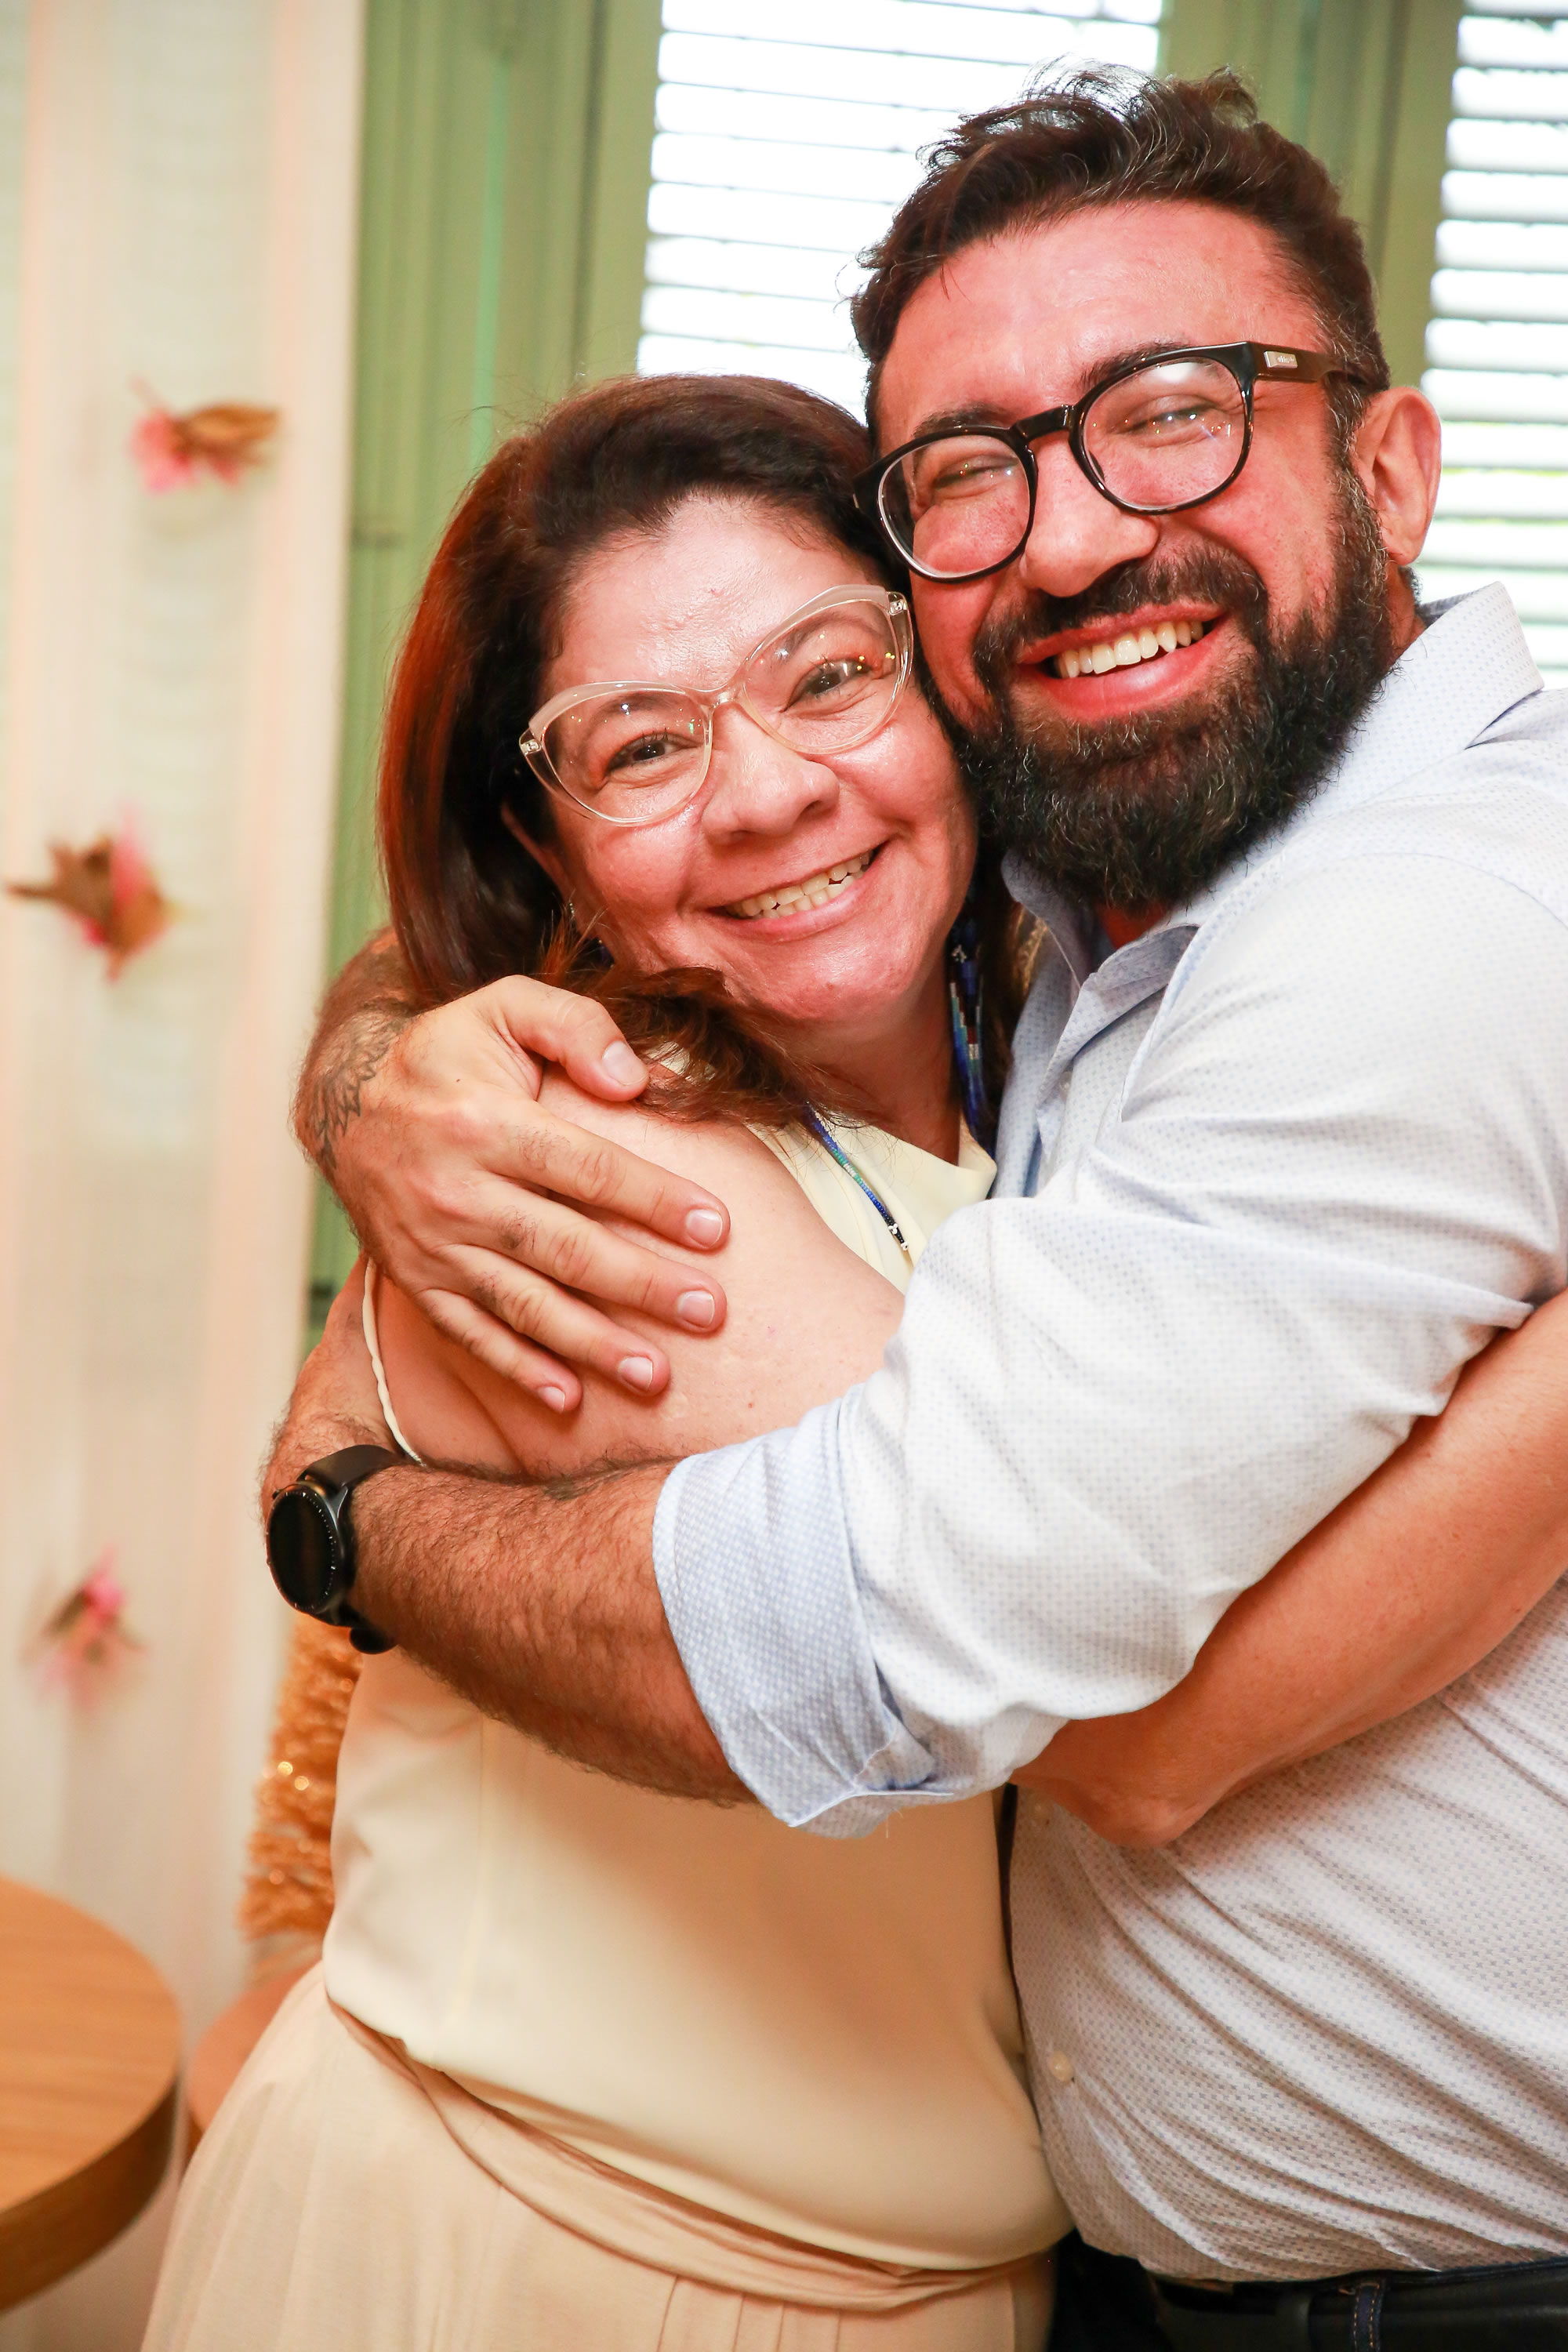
top-left (272, 72), bottom-right (1568, 2345)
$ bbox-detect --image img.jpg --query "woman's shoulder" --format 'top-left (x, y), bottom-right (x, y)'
top-left (535, 1069), bottom-right (805, 1206)
top-left (374, 1076), bottom-right (904, 1485)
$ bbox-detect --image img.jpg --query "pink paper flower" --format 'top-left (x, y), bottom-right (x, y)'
top-left (129, 406), bottom-right (200, 492)
top-left (129, 392), bottom-right (280, 492)
top-left (31, 1547), bottom-right (143, 1700)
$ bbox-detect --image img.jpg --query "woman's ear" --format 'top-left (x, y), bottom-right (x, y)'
top-left (502, 803), bottom-right (574, 900)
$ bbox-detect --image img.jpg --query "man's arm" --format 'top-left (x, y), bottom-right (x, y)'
top-left (355, 1465), bottom-right (739, 1798)
top-left (1023, 1288), bottom-right (1568, 1842)
top-left (266, 1083), bottom-right (904, 1801)
top-left (652, 849), bottom-right (1568, 1833)
top-left (292, 934), bottom-right (735, 1407)
top-left (292, 930), bottom-right (421, 1191)
top-left (263, 1270), bottom-right (734, 1795)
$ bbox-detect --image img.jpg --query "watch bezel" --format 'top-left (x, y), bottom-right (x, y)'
top-left (267, 1479), bottom-right (351, 1617)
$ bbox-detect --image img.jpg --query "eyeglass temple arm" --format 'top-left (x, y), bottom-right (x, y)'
top-left (1014, 350), bottom-right (1356, 434)
top-left (1248, 343), bottom-right (1366, 386)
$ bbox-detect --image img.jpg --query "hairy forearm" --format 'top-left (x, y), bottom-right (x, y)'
top-left (292, 930), bottom-right (418, 1188)
top-left (349, 1460), bottom-right (746, 1802)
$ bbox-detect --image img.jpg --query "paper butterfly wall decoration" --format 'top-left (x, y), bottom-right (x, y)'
top-left (6, 823), bottom-right (173, 975)
top-left (29, 1549), bottom-right (144, 1699)
top-left (130, 387), bottom-right (281, 492)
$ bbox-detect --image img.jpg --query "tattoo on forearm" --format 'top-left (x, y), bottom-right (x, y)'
top-left (293, 934), bottom-right (416, 1186)
top-left (309, 1007), bottom-right (407, 1183)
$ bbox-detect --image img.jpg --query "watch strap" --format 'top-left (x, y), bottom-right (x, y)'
top-left (315, 1446), bottom-right (401, 1650)
top-left (307, 1443), bottom-right (405, 1494)
top-left (270, 1443), bottom-right (404, 1651)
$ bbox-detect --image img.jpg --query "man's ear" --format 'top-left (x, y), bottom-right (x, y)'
top-left (1350, 386), bottom-right (1443, 569)
top-left (501, 803), bottom-right (574, 900)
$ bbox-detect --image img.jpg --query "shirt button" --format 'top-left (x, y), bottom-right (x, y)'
top-left (1047, 2050), bottom-right (1076, 2086)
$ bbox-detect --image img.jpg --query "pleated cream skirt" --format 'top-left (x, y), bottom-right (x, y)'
top-left (144, 1973), bottom-right (1054, 2352)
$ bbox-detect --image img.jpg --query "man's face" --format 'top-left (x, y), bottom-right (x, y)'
top-left (875, 201), bottom-right (1409, 909)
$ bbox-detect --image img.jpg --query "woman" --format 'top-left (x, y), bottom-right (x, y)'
top-left (147, 376), bottom-right (1568, 2350)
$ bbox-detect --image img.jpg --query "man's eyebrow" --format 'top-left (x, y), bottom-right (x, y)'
top-left (903, 341), bottom-right (1218, 442)
top-left (905, 403), bottom-right (1015, 440)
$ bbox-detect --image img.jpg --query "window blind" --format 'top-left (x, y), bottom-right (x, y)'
top-left (1420, 2), bottom-right (1568, 687)
top-left (637, 0), bottom-right (1162, 415)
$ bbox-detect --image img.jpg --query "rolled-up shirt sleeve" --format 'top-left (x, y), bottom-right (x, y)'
top-left (655, 842), bottom-right (1568, 1833)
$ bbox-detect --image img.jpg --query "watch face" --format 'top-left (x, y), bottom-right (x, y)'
top-left (267, 1486), bottom-right (341, 1615)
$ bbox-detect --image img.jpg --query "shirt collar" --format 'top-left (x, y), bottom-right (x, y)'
top-left (1002, 584), bottom-right (1543, 967)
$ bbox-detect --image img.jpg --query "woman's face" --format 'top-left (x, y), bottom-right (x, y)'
top-left (528, 498), bottom-right (977, 1051)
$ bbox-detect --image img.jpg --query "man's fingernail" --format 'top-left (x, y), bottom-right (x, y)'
top-left (601, 1043), bottom-right (643, 1088)
top-left (676, 1290), bottom-right (716, 1329)
top-left (618, 1356), bottom-right (655, 1391)
top-left (684, 1207), bottom-right (724, 1247)
top-left (539, 1385), bottom-right (568, 1414)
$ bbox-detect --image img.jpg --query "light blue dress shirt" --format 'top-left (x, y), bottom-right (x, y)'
top-left (654, 586), bottom-right (1568, 2274)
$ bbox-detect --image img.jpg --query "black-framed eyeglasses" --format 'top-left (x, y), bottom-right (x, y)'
top-left (855, 342), bottom-right (1370, 585)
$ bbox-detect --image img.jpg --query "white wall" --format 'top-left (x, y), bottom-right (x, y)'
top-left (0, 2), bottom-right (363, 2340)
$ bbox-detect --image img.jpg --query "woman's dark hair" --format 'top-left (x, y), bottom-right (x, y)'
top-left (378, 371), bottom-right (1025, 1131)
top-left (853, 68), bottom-right (1390, 448)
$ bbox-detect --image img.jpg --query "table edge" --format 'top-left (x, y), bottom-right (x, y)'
top-left (0, 2075), bottom-right (180, 2312)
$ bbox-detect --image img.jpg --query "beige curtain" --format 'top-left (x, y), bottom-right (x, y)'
top-left (0, 1), bottom-right (363, 2341)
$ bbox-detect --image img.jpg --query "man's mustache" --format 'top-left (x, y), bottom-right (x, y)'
top-left (973, 550), bottom-right (1271, 689)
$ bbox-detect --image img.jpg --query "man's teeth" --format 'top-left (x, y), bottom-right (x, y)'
top-left (730, 848), bottom-right (873, 920)
top-left (1054, 618), bottom-right (1207, 679)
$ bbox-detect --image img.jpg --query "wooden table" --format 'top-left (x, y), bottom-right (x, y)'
top-left (0, 1877), bottom-right (180, 2311)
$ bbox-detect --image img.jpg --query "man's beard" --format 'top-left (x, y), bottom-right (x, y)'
top-left (954, 476), bottom-right (1393, 913)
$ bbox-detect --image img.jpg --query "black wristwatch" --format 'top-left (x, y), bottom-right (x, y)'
top-left (266, 1445), bottom-right (403, 1653)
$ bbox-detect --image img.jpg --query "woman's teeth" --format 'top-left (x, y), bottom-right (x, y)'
top-left (1054, 618), bottom-right (1207, 679)
top-left (729, 848), bottom-right (874, 920)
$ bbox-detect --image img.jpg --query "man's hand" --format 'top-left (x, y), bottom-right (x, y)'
top-left (292, 940), bottom-right (733, 1414)
top-left (260, 1263), bottom-right (391, 1514)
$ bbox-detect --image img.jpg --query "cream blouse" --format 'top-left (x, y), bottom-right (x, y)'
top-left (324, 1116), bottom-right (1070, 2272)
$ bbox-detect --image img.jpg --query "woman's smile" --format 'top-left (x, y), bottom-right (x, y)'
top-left (535, 501), bottom-right (976, 1076)
top-left (714, 841), bottom-right (883, 925)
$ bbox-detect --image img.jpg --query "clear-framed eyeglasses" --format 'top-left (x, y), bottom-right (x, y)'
top-left (855, 342), bottom-right (1370, 586)
top-left (519, 583), bottom-right (913, 828)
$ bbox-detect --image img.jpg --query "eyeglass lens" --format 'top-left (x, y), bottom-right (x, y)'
top-left (540, 598), bottom-right (901, 819)
top-left (881, 357), bottom-right (1249, 581)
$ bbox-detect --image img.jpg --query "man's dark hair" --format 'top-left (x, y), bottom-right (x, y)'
top-left (851, 67), bottom-right (1390, 445)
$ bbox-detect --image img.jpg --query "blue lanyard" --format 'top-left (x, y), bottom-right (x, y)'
top-left (802, 913), bottom-right (986, 1254)
top-left (948, 913), bottom-right (989, 1145)
top-left (803, 1112), bottom-right (911, 1259)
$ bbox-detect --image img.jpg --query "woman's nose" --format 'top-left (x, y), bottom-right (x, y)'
top-left (700, 704), bottom-right (840, 839)
top-left (1016, 435), bottom-right (1160, 601)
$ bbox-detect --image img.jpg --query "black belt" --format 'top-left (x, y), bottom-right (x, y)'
top-left (1152, 2253), bottom-right (1568, 2350)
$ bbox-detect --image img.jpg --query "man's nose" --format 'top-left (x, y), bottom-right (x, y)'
top-left (1015, 435), bottom-right (1160, 601)
top-left (701, 703), bottom-right (840, 838)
